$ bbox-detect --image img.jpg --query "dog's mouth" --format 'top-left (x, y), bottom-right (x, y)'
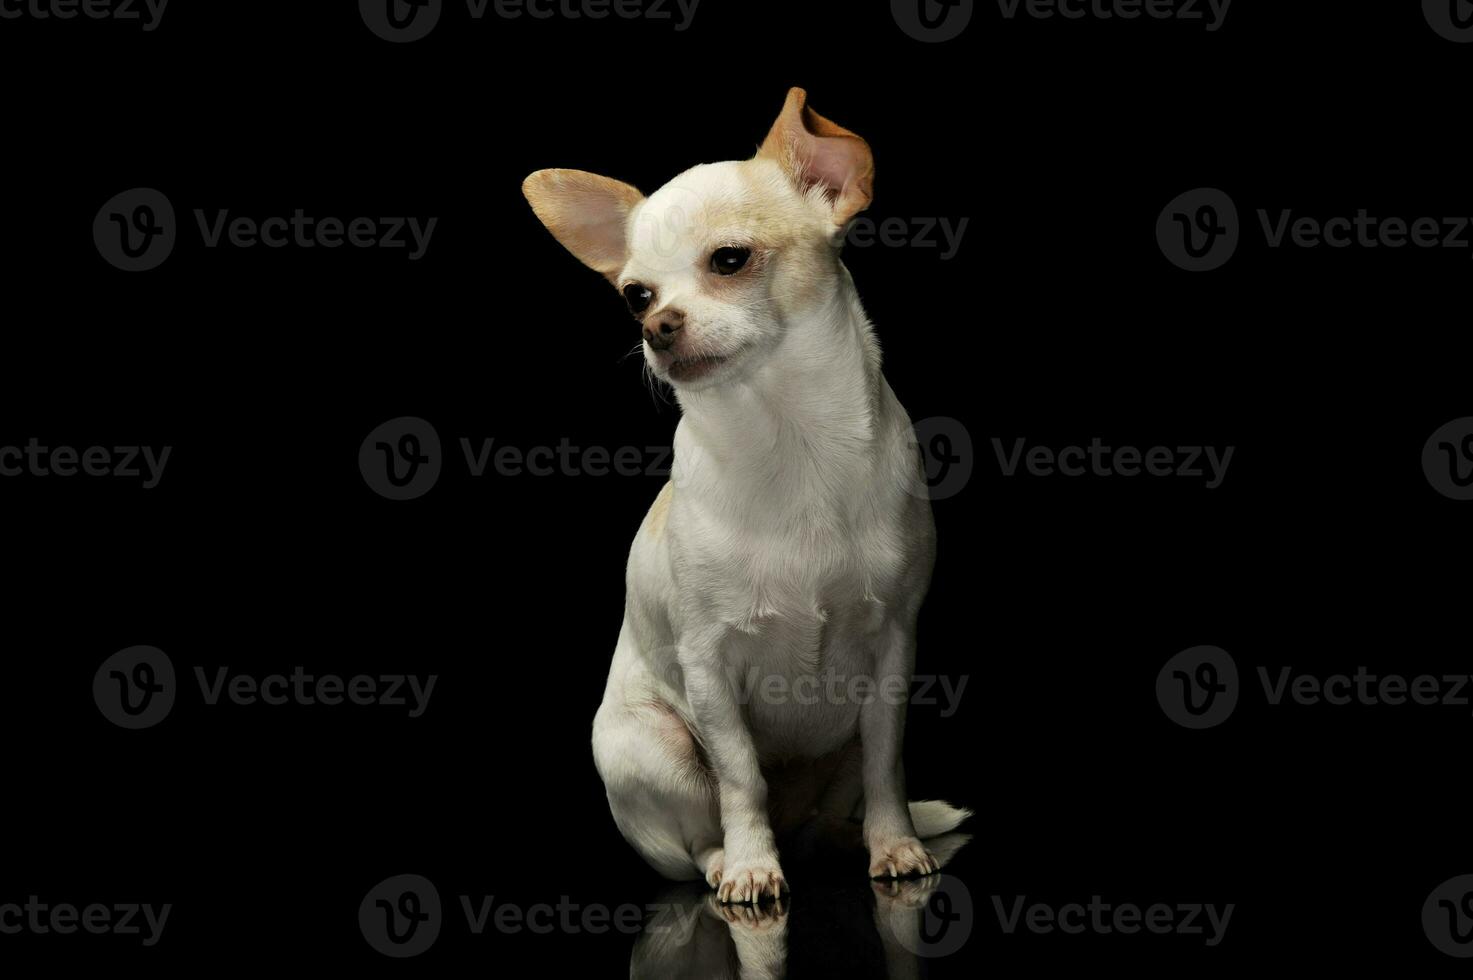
top-left (650, 338), bottom-right (755, 386)
top-left (665, 353), bottom-right (730, 382)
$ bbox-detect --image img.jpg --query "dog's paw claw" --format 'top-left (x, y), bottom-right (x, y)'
top-left (698, 847), bottom-right (725, 888)
top-left (873, 875), bottom-right (940, 908)
top-left (868, 837), bottom-right (939, 879)
top-left (713, 894), bottom-right (788, 927)
top-left (716, 860), bottom-right (788, 904)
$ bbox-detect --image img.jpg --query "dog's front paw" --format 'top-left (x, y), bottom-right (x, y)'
top-left (706, 891), bottom-right (788, 928)
top-left (868, 837), bottom-right (939, 879)
top-left (873, 874), bottom-right (940, 909)
top-left (716, 856), bottom-right (787, 904)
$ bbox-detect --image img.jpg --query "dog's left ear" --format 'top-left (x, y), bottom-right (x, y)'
top-left (757, 87), bottom-right (874, 228)
top-left (522, 168), bottom-right (645, 281)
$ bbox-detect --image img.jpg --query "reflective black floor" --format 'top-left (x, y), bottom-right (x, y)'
top-left (627, 834), bottom-right (974, 979)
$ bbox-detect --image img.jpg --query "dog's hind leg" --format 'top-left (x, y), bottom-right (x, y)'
top-left (593, 694), bottom-right (725, 885)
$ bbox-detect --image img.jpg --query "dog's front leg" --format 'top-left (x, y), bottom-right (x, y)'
top-left (680, 633), bottom-right (786, 903)
top-left (861, 619), bottom-right (939, 879)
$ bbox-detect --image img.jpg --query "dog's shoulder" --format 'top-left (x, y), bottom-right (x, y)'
top-left (644, 480), bottom-right (674, 539)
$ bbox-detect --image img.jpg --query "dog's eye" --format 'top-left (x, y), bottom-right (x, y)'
top-left (623, 283), bottom-right (653, 314)
top-left (711, 247), bottom-right (751, 276)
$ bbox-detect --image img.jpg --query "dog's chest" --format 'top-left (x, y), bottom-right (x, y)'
top-left (682, 500), bottom-right (907, 629)
top-left (681, 509), bottom-right (907, 757)
top-left (722, 597), bottom-right (885, 759)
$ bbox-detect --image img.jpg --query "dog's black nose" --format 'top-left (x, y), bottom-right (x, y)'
top-left (642, 312), bottom-right (684, 352)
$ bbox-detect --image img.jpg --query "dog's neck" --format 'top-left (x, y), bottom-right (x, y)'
top-left (672, 266), bottom-right (892, 517)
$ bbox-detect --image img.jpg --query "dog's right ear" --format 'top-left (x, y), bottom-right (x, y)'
top-left (758, 87), bottom-right (874, 229)
top-left (522, 169), bottom-right (644, 281)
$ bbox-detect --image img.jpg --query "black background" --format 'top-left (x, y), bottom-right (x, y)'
top-left (2, 0), bottom-right (1471, 973)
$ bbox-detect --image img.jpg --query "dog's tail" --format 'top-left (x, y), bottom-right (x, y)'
top-left (908, 799), bottom-right (972, 839)
top-left (907, 799), bottom-right (973, 869)
top-left (786, 799), bottom-right (972, 855)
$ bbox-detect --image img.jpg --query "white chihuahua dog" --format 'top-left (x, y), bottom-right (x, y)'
top-left (523, 88), bottom-right (968, 905)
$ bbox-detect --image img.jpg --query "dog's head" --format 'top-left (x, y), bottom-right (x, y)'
top-left (522, 88), bottom-right (874, 391)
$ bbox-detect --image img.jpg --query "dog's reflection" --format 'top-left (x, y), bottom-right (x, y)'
top-left (632, 833), bottom-right (970, 979)
top-left (632, 890), bottom-right (789, 980)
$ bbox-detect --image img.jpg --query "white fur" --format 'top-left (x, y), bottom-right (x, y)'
top-left (530, 120), bottom-right (968, 904)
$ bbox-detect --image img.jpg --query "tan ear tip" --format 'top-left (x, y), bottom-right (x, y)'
top-left (521, 169), bottom-right (559, 203)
